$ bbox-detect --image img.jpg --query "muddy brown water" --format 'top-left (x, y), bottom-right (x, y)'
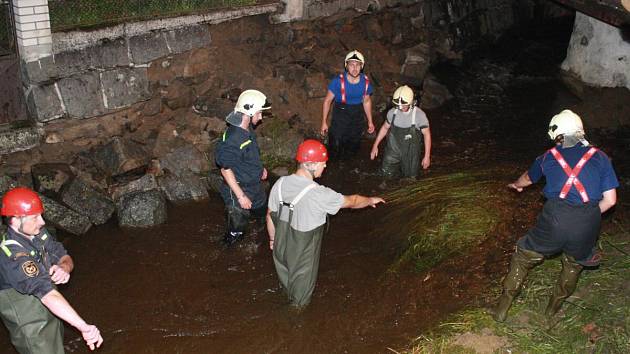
top-left (2, 19), bottom-right (629, 353)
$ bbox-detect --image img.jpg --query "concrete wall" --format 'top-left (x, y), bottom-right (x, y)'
top-left (562, 12), bottom-right (630, 90)
top-left (19, 3), bottom-right (281, 124)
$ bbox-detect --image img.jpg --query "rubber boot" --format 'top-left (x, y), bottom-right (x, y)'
top-left (545, 254), bottom-right (583, 317)
top-left (491, 247), bottom-right (544, 322)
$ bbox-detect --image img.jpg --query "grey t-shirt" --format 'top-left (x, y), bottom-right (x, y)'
top-left (386, 107), bottom-right (429, 129)
top-left (268, 175), bottom-right (345, 232)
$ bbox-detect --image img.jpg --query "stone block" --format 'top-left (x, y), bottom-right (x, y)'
top-left (164, 25), bottom-right (211, 54)
top-left (116, 190), bottom-right (167, 228)
top-left (158, 172), bottom-right (208, 203)
top-left (159, 145), bottom-right (209, 177)
top-left (21, 55), bottom-right (56, 83)
top-left (109, 174), bottom-right (159, 202)
top-left (101, 68), bottom-right (152, 109)
top-left (31, 163), bottom-right (74, 197)
top-left (26, 83), bottom-right (65, 122)
top-left (40, 195), bottom-right (92, 235)
top-left (304, 72), bottom-right (326, 98)
top-left (86, 37), bottom-right (130, 69)
top-left (129, 31), bottom-right (170, 64)
top-left (90, 137), bottom-right (149, 177)
top-left (61, 177), bottom-right (115, 225)
top-left (57, 72), bottom-right (106, 118)
top-left (421, 76), bottom-right (453, 109)
top-left (0, 125), bottom-right (41, 154)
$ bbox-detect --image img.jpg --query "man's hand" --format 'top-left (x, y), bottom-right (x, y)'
top-left (80, 324), bottom-right (103, 351)
top-left (238, 195), bottom-right (252, 209)
top-left (369, 197), bottom-right (385, 207)
top-left (261, 168), bottom-right (268, 181)
top-left (49, 265), bottom-right (70, 285)
top-left (367, 122), bottom-right (375, 134)
top-left (507, 183), bottom-right (523, 193)
top-left (370, 146), bottom-right (379, 160)
top-left (422, 156), bottom-right (431, 169)
top-left (320, 122), bottom-right (329, 136)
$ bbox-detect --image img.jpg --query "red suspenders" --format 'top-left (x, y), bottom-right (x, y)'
top-left (339, 74), bottom-right (370, 104)
top-left (549, 147), bottom-right (598, 203)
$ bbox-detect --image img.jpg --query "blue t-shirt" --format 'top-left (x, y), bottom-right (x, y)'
top-left (527, 143), bottom-right (619, 204)
top-left (327, 72), bottom-right (373, 105)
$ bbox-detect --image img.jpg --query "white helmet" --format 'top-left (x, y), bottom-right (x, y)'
top-left (548, 109), bottom-right (584, 140)
top-left (344, 50), bottom-right (365, 67)
top-left (234, 89), bottom-right (271, 116)
top-left (392, 85), bottom-right (414, 108)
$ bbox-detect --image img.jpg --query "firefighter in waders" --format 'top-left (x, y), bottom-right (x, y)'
top-left (0, 187), bottom-right (103, 353)
top-left (215, 90), bottom-right (271, 246)
top-left (370, 85), bottom-right (432, 178)
top-left (490, 110), bottom-right (618, 322)
top-left (266, 140), bottom-right (385, 309)
top-left (320, 50), bottom-right (375, 159)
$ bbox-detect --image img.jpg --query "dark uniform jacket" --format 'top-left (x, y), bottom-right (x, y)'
top-left (0, 227), bottom-right (67, 299)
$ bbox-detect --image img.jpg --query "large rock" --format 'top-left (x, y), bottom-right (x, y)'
top-left (101, 68), bottom-right (151, 109)
top-left (40, 195), bottom-right (92, 235)
top-left (421, 75), bottom-right (453, 109)
top-left (117, 190), bottom-right (167, 227)
top-left (0, 125), bottom-right (40, 155)
top-left (90, 137), bottom-right (149, 177)
top-left (160, 145), bottom-right (209, 176)
top-left (109, 174), bottom-right (159, 202)
top-left (61, 178), bottom-right (115, 225)
top-left (401, 43), bottom-right (432, 84)
top-left (561, 12), bottom-right (630, 90)
top-left (57, 72), bottom-right (106, 118)
top-left (31, 163), bottom-right (74, 197)
top-left (304, 72), bottom-right (326, 98)
top-left (0, 175), bottom-right (19, 194)
top-left (158, 172), bottom-right (209, 203)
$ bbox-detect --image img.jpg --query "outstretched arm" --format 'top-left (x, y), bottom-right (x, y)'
top-left (342, 195), bottom-right (385, 209)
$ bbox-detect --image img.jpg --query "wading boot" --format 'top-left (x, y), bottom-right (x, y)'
top-left (545, 254), bottom-right (583, 318)
top-left (490, 247), bottom-right (543, 322)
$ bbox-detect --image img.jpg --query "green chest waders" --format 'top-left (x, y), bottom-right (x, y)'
top-left (271, 179), bottom-right (326, 307)
top-left (0, 237), bottom-right (64, 354)
top-left (381, 109), bottom-right (423, 178)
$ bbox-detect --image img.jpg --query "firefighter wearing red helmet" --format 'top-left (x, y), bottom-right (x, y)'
top-left (266, 140), bottom-right (385, 309)
top-left (0, 187), bottom-right (103, 353)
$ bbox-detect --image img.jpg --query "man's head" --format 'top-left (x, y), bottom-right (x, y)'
top-left (228, 89), bottom-right (271, 128)
top-left (1, 187), bottom-right (46, 236)
top-left (548, 109), bottom-right (587, 147)
top-left (392, 85), bottom-right (414, 112)
top-left (296, 139), bottom-right (328, 178)
top-left (344, 50), bottom-right (365, 78)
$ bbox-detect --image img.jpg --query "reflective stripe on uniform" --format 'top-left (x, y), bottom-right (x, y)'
top-left (240, 140), bottom-right (252, 149)
top-left (549, 147), bottom-right (598, 203)
top-left (0, 238), bottom-right (25, 257)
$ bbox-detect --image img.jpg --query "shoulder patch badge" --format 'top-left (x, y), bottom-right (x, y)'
top-left (22, 261), bottom-right (39, 277)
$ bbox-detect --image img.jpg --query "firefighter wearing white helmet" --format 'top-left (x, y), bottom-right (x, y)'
top-left (215, 89), bottom-right (272, 246)
top-left (370, 85), bottom-right (432, 178)
top-left (321, 50), bottom-right (375, 159)
top-left (491, 109), bottom-right (618, 323)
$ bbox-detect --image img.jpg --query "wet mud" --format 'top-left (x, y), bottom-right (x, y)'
top-left (2, 19), bottom-right (629, 354)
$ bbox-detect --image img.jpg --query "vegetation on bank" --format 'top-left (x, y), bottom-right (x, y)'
top-left (49, 0), bottom-right (258, 31)
top-left (399, 217), bottom-right (630, 354)
top-left (382, 171), bottom-right (505, 273)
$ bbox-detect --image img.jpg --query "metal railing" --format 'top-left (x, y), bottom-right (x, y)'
top-left (49, 0), bottom-right (259, 32)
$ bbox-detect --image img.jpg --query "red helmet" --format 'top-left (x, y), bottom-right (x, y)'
top-left (1, 187), bottom-right (44, 216)
top-left (296, 139), bottom-right (328, 163)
